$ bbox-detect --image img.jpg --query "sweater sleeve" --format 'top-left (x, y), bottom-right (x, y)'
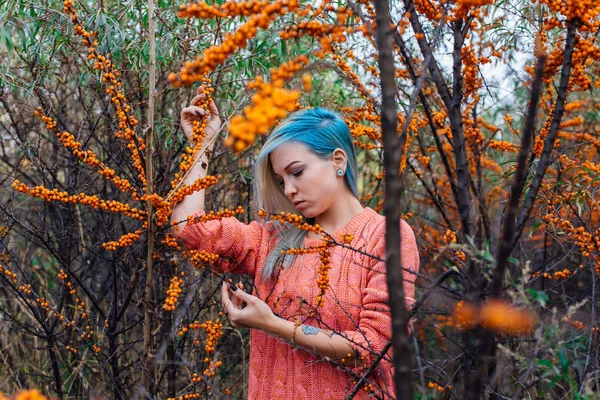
top-left (175, 211), bottom-right (274, 278)
top-left (343, 218), bottom-right (420, 371)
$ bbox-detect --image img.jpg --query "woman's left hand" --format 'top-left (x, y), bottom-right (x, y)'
top-left (221, 282), bottom-right (276, 331)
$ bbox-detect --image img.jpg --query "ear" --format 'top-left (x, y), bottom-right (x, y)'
top-left (331, 148), bottom-right (347, 170)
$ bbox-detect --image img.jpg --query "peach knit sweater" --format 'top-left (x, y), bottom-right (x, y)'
top-left (177, 207), bottom-right (419, 399)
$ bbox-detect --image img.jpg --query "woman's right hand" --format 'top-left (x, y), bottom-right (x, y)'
top-left (181, 85), bottom-right (221, 143)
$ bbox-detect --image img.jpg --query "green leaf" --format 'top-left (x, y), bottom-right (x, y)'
top-left (536, 359), bottom-right (553, 367)
top-left (527, 288), bottom-right (548, 306)
top-left (557, 348), bottom-right (570, 371)
top-left (528, 220), bottom-right (542, 238)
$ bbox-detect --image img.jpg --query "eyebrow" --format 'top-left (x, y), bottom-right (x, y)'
top-left (284, 161), bottom-right (302, 171)
top-left (274, 160), bottom-right (302, 177)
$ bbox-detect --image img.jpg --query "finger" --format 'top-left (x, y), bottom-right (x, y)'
top-left (221, 282), bottom-right (236, 315)
top-left (230, 285), bottom-right (254, 304)
top-left (232, 283), bottom-right (245, 307)
top-left (190, 94), bottom-right (205, 107)
top-left (181, 106), bottom-right (207, 118)
top-left (222, 282), bottom-right (242, 308)
top-left (221, 281), bottom-right (231, 307)
top-left (232, 286), bottom-right (243, 309)
top-left (196, 84), bottom-right (205, 96)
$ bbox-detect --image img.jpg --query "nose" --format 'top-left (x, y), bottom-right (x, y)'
top-left (283, 180), bottom-right (297, 198)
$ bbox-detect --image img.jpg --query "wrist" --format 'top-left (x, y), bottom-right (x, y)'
top-left (194, 143), bottom-right (213, 160)
top-left (262, 315), bottom-right (293, 340)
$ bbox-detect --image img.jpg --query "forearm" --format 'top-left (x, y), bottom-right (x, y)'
top-left (170, 141), bottom-right (215, 235)
top-left (264, 316), bottom-right (359, 367)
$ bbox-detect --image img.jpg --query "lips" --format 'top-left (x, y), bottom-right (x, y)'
top-left (293, 201), bottom-right (306, 208)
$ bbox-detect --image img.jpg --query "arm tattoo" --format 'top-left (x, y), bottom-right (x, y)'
top-left (301, 325), bottom-right (338, 339)
top-left (301, 325), bottom-right (319, 336)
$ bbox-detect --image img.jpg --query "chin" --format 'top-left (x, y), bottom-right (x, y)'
top-left (296, 207), bottom-right (313, 219)
top-left (300, 208), bottom-right (322, 220)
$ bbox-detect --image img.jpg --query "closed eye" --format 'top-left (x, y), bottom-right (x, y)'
top-left (291, 169), bottom-right (303, 178)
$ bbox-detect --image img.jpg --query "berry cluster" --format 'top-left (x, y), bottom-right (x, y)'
top-left (171, 0), bottom-right (301, 87)
top-left (186, 249), bottom-right (220, 268)
top-left (62, 0), bottom-right (146, 186)
top-left (257, 209), bottom-right (323, 234)
top-left (531, 265), bottom-right (584, 280)
top-left (428, 381), bottom-right (453, 392)
top-left (226, 56), bottom-right (310, 152)
top-left (163, 273), bottom-right (184, 311)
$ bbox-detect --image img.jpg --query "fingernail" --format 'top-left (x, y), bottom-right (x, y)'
top-left (229, 284), bottom-right (238, 292)
top-left (194, 111), bottom-right (202, 117)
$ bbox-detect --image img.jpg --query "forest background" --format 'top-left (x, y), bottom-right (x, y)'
top-left (0, 0), bottom-right (599, 399)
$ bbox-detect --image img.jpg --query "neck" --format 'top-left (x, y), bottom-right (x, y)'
top-left (314, 192), bottom-right (364, 235)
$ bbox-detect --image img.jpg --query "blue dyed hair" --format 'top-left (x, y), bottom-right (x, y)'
top-left (254, 107), bottom-right (359, 280)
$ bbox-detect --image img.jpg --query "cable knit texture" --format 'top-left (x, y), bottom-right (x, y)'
top-left (177, 207), bottom-right (419, 399)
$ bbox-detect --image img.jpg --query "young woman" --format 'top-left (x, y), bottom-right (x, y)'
top-left (171, 86), bottom-right (419, 399)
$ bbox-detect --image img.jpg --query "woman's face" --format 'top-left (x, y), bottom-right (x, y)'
top-left (269, 141), bottom-right (344, 219)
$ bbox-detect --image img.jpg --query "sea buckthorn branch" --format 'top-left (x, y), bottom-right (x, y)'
top-left (177, 0), bottom-right (276, 19)
top-left (346, 119), bottom-right (382, 150)
top-left (534, 0), bottom-right (600, 28)
top-left (257, 209), bottom-right (323, 235)
top-left (451, 0), bottom-right (494, 22)
top-left (185, 249), bottom-right (220, 268)
top-left (102, 230), bottom-right (143, 251)
top-left (226, 83), bottom-right (300, 152)
top-left (4, 264), bottom-right (104, 357)
top-left (541, 199), bottom-right (600, 267)
top-left (0, 263), bottom-right (18, 285)
top-left (406, 158), bottom-right (454, 228)
top-left (168, 175), bottom-right (222, 209)
top-left (328, 51), bottom-right (377, 106)
top-left (279, 16), bottom-right (353, 42)
top-left (55, 269), bottom-right (103, 352)
top-left (177, 116), bottom-right (207, 174)
top-left (531, 265), bottom-right (584, 280)
top-left (178, 318), bottom-right (223, 354)
top-left (393, 2), bottom-right (450, 187)
top-left (292, 11), bottom-right (379, 108)
top-left (32, 108), bottom-right (137, 195)
top-left (62, 0), bottom-right (147, 189)
top-left (427, 381), bottom-right (453, 393)
top-left (170, 0), bottom-right (302, 87)
top-left (170, 82), bottom-right (214, 191)
top-left (511, 19), bottom-right (580, 249)
top-left (163, 272), bottom-right (185, 311)
top-left (170, 206), bottom-right (245, 233)
top-left (161, 233), bottom-right (181, 249)
top-left (563, 315), bottom-right (600, 334)
top-left (259, 207), bottom-right (386, 262)
top-left (315, 245), bottom-right (333, 307)
top-left (14, 0), bottom-right (178, 255)
top-left (389, 25), bottom-right (462, 208)
top-left (165, 126), bottom-right (223, 214)
top-left (11, 181), bottom-right (146, 220)
top-left (412, 0), bottom-right (443, 21)
top-left (225, 55), bottom-right (310, 152)
top-left (172, 318), bottom-right (224, 399)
